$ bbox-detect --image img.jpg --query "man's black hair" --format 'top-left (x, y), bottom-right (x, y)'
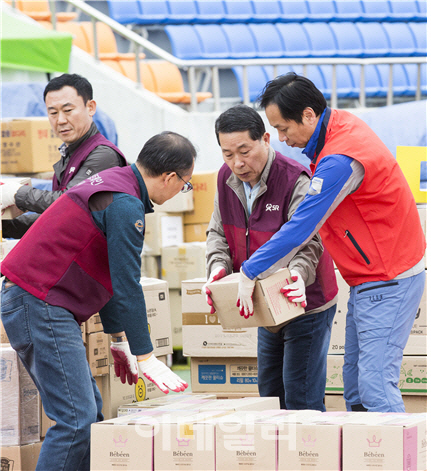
top-left (215, 104), bottom-right (266, 145)
top-left (137, 131), bottom-right (196, 177)
top-left (258, 72), bottom-right (327, 124)
top-left (43, 73), bottom-right (93, 103)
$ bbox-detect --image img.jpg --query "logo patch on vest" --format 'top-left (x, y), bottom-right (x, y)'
top-left (266, 203), bottom-right (280, 212)
top-left (69, 166), bottom-right (75, 174)
top-left (135, 219), bottom-right (144, 233)
top-left (308, 177), bottom-right (324, 195)
top-left (86, 169), bottom-right (93, 176)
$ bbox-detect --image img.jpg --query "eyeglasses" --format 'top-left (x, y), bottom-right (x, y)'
top-left (177, 174), bottom-right (193, 193)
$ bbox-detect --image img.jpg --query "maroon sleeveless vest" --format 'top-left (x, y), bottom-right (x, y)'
top-left (2, 166), bottom-right (140, 323)
top-left (52, 133), bottom-right (127, 191)
top-left (218, 151), bottom-right (337, 312)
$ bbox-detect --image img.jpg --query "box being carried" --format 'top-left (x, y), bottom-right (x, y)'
top-left (209, 269), bottom-right (305, 328)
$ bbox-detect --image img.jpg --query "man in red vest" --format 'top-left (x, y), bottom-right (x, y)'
top-left (1, 73), bottom-right (127, 238)
top-left (203, 105), bottom-right (338, 411)
top-left (236, 73), bottom-right (426, 412)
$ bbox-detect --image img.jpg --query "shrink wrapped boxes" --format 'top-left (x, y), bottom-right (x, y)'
top-left (0, 177), bottom-right (32, 219)
top-left (191, 357), bottom-right (258, 393)
top-left (182, 278), bottom-right (258, 357)
top-left (86, 313), bottom-right (103, 334)
top-left (1, 118), bottom-right (62, 173)
top-left (153, 190), bottom-right (194, 213)
top-left (143, 212), bottom-right (183, 256)
top-left (0, 345), bottom-right (40, 446)
top-left (86, 332), bottom-right (109, 376)
top-left (169, 288), bottom-right (183, 348)
top-left (0, 441), bottom-right (43, 471)
top-left (161, 242), bottom-right (206, 289)
top-left (209, 269), bottom-right (305, 329)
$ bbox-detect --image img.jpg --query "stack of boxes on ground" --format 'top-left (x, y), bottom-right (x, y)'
top-left (91, 393), bottom-right (427, 471)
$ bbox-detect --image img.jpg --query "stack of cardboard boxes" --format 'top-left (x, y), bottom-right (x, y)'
top-left (325, 204), bottom-right (427, 413)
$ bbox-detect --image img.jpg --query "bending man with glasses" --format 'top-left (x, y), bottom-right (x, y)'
top-left (1, 131), bottom-right (195, 471)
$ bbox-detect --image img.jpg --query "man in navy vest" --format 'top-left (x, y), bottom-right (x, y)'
top-left (1, 131), bottom-right (194, 470)
top-left (2, 73), bottom-right (127, 238)
top-left (203, 105), bottom-right (338, 411)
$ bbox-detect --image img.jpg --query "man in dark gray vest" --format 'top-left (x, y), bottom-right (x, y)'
top-left (2, 73), bottom-right (126, 238)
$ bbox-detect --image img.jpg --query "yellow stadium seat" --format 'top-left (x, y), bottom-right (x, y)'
top-left (396, 146), bottom-right (427, 204)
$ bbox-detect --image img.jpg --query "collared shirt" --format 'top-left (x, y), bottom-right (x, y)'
top-left (243, 181), bottom-right (261, 216)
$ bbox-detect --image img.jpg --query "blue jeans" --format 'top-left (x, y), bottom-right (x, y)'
top-left (257, 305), bottom-right (336, 411)
top-left (343, 271), bottom-right (426, 412)
top-left (1, 282), bottom-right (104, 471)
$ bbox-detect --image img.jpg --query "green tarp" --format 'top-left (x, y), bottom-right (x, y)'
top-left (1, 7), bottom-right (73, 73)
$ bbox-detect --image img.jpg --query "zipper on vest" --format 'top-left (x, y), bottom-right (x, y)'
top-left (344, 230), bottom-right (371, 265)
top-left (246, 226), bottom-right (250, 259)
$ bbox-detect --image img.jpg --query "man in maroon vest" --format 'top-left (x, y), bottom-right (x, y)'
top-left (2, 73), bottom-right (127, 238)
top-left (1, 131), bottom-right (194, 470)
top-left (203, 105), bottom-right (338, 411)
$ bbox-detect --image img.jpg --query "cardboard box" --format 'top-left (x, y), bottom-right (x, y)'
top-left (143, 212), bottom-right (183, 256)
top-left (0, 239), bottom-right (20, 261)
top-left (183, 171), bottom-right (218, 225)
top-left (1, 118), bottom-right (62, 173)
top-left (169, 288), bottom-right (183, 348)
top-left (85, 313), bottom-right (103, 334)
top-left (39, 398), bottom-right (56, 438)
top-left (182, 278), bottom-right (258, 357)
top-left (161, 242), bottom-right (206, 289)
top-left (197, 396), bottom-right (279, 412)
top-left (404, 272), bottom-right (427, 355)
top-left (0, 345), bottom-right (40, 446)
top-left (1, 318), bottom-right (9, 344)
top-left (141, 277), bottom-right (173, 357)
top-left (96, 362), bottom-right (167, 420)
top-left (153, 190), bottom-right (194, 213)
top-left (184, 223), bottom-right (208, 242)
top-left (326, 355), bottom-right (427, 395)
top-left (191, 357), bottom-right (259, 393)
top-left (0, 441), bottom-right (43, 471)
top-left (141, 254), bottom-right (161, 279)
top-left (342, 414), bottom-right (427, 471)
top-left (86, 332), bottom-right (109, 376)
top-left (1, 177), bottom-right (32, 219)
top-left (210, 269), bottom-right (305, 329)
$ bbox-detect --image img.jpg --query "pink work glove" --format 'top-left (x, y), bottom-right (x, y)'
top-left (138, 354), bottom-right (188, 394)
top-left (236, 267), bottom-right (255, 319)
top-left (280, 269), bottom-right (307, 308)
top-left (202, 266), bottom-right (227, 313)
top-left (110, 341), bottom-right (139, 385)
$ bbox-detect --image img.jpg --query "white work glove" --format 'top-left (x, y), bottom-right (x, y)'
top-left (138, 354), bottom-right (188, 394)
top-left (280, 269), bottom-right (307, 308)
top-left (110, 341), bottom-right (139, 385)
top-left (237, 267), bottom-right (256, 319)
top-left (0, 181), bottom-right (22, 210)
top-left (202, 266), bottom-right (227, 313)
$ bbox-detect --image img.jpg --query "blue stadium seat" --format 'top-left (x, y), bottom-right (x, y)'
top-left (333, 0), bottom-right (364, 21)
top-left (275, 23), bottom-right (311, 57)
top-left (232, 65), bottom-right (269, 101)
top-left (251, 1), bottom-right (282, 22)
top-left (278, 1), bottom-right (310, 22)
top-left (107, 1), bottom-right (143, 24)
top-left (361, 0), bottom-right (392, 21)
top-left (403, 64), bottom-right (427, 96)
top-left (376, 64), bottom-right (413, 96)
top-left (194, 25), bottom-right (230, 58)
top-left (407, 22), bottom-right (427, 56)
top-left (136, 0), bottom-right (170, 24)
top-left (248, 23), bottom-right (284, 58)
top-left (306, 0), bottom-right (338, 21)
top-left (348, 64), bottom-right (385, 97)
top-left (221, 23), bottom-right (257, 58)
top-left (381, 22), bottom-right (417, 56)
top-left (416, 1), bottom-right (427, 21)
top-left (164, 25), bottom-right (203, 59)
top-left (302, 23), bottom-right (338, 57)
top-left (194, 0), bottom-right (226, 23)
top-left (387, 0), bottom-right (420, 21)
top-left (319, 64), bottom-right (358, 98)
top-left (222, 0), bottom-right (254, 23)
top-left (166, 0), bottom-right (197, 24)
top-left (276, 65), bottom-right (330, 98)
top-left (355, 22), bottom-right (391, 56)
top-left (329, 22), bottom-right (364, 56)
